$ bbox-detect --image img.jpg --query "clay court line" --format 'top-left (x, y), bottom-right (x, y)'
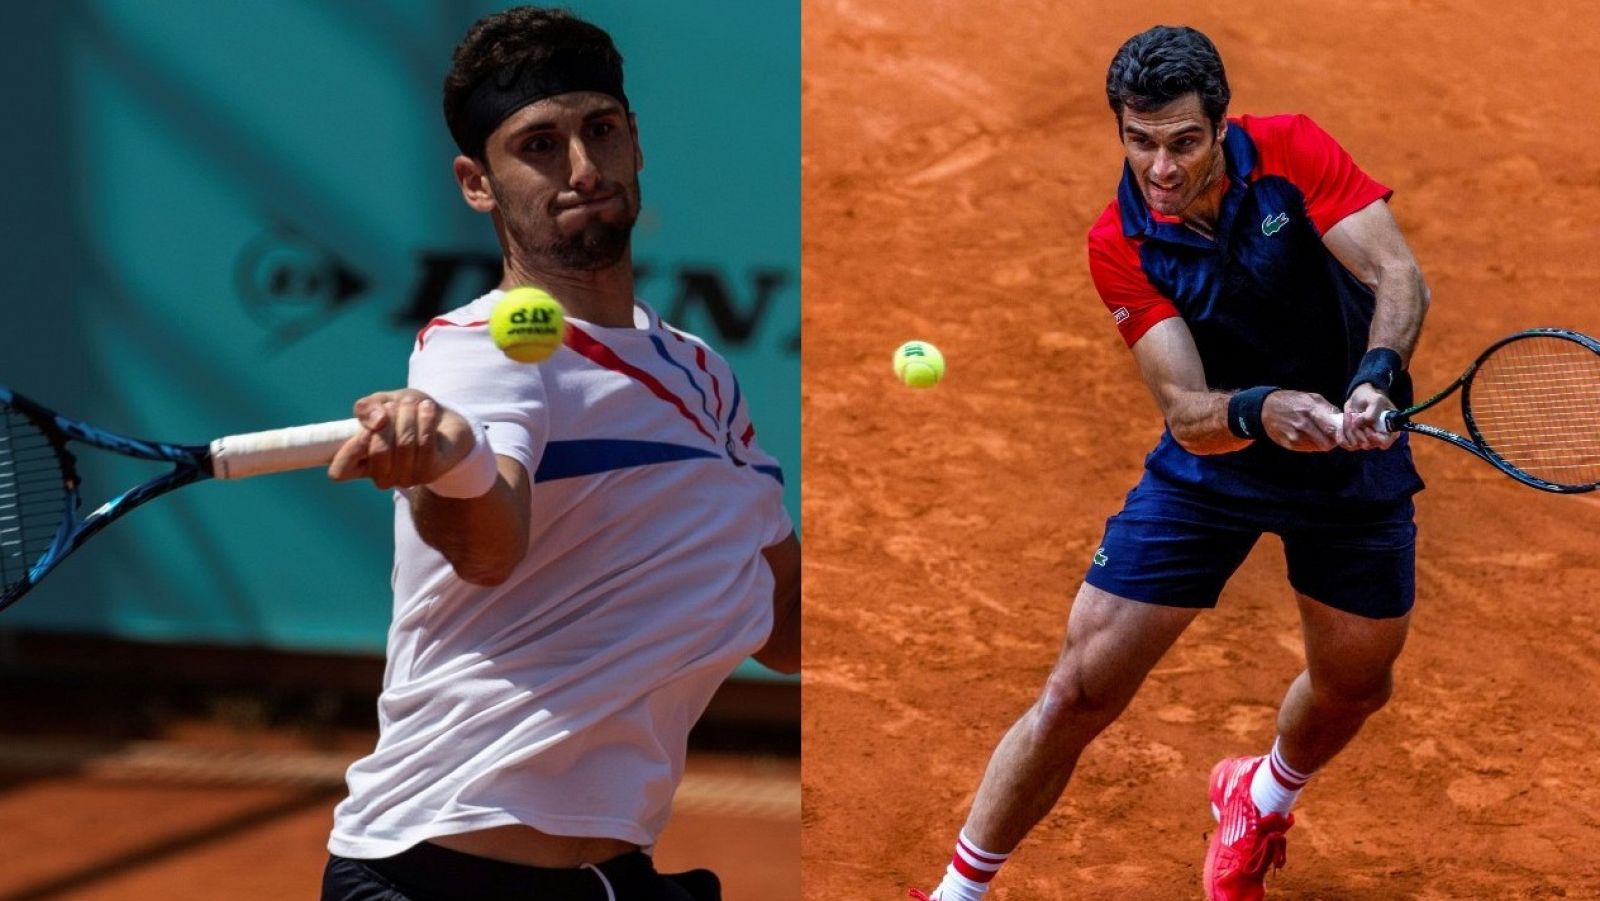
top-left (0, 740), bottom-right (798, 820)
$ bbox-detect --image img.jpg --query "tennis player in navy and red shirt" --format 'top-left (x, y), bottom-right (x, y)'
top-left (912, 25), bottom-right (1431, 901)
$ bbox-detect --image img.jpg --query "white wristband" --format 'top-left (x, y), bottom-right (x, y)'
top-left (425, 415), bottom-right (499, 498)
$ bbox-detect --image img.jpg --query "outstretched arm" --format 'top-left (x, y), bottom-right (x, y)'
top-left (328, 389), bottom-right (532, 586)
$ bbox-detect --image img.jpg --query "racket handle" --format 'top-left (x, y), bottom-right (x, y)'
top-left (1377, 410), bottom-right (1403, 435)
top-left (209, 419), bottom-right (362, 479)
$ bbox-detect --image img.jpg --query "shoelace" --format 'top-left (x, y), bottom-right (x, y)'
top-left (1245, 826), bottom-right (1289, 876)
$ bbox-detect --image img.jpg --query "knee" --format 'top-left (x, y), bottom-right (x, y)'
top-left (1316, 670), bottom-right (1394, 718)
top-left (1030, 664), bottom-right (1125, 744)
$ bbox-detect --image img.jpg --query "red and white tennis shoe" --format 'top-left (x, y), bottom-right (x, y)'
top-left (1204, 755), bottom-right (1293, 901)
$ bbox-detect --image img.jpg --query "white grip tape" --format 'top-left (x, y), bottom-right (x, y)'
top-left (210, 419), bottom-right (362, 480)
top-left (425, 417), bottom-right (498, 498)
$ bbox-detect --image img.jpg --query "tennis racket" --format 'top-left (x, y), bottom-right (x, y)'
top-left (1377, 328), bottom-right (1600, 493)
top-left (0, 385), bottom-right (361, 611)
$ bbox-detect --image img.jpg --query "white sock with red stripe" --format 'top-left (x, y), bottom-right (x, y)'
top-left (931, 830), bottom-right (1010, 900)
top-left (1249, 737), bottom-right (1313, 816)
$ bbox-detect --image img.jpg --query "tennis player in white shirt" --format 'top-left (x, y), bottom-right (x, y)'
top-left (318, 8), bottom-right (798, 900)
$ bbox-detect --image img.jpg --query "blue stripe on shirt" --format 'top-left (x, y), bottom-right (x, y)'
top-left (535, 439), bottom-right (721, 482)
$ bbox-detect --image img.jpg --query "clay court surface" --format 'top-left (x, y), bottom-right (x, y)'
top-left (0, 655), bottom-right (797, 900)
top-left (803, 0), bottom-right (1600, 898)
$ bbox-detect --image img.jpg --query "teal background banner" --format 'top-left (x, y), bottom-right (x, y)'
top-left (0, 2), bottom-right (798, 663)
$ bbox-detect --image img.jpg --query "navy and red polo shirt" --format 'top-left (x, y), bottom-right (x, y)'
top-left (1087, 113), bottom-right (1423, 506)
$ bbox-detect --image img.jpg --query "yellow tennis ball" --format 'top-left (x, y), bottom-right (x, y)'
top-left (490, 287), bottom-right (567, 363)
top-left (893, 340), bottom-right (945, 388)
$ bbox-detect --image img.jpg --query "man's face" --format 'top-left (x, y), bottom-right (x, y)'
top-left (1119, 93), bottom-right (1226, 218)
top-left (479, 91), bottom-right (643, 270)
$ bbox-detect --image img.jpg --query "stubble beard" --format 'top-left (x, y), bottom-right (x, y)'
top-left (504, 178), bottom-right (643, 272)
top-left (548, 217), bottom-right (633, 270)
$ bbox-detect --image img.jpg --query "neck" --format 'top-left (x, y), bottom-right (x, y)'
top-left (1180, 158), bottom-right (1230, 236)
top-left (500, 258), bottom-right (638, 328)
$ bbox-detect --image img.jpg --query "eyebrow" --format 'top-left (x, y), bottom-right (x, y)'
top-left (505, 106), bottom-right (626, 139)
top-left (1123, 123), bottom-right (1206, 140)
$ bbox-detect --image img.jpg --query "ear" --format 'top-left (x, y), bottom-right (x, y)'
top-left (629, 112), bottom-right (644, 173)
top-left (453, 155), bottom-right (497, 213)
top-left (1215, 118), bottom-right (1228, 143)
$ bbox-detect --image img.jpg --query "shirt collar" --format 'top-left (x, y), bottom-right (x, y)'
top-left (1117, 120), bottom-right (1258, 245)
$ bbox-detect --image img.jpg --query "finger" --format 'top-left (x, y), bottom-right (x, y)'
top-left (1314, 409), bottom-right (1342, 435)
top-left (354, 393), bottom-right (404, 431)
top-left (367, 413), bottom-right (396, 490)
top-left (390, 396), bottom-right (421, 486)
top-left (416, 398), bottom-right (443, 480)
top-left (1363, 423), bottom-right (1395, 451)
top-left (327, 429), bottom-right (374, 481)
top-left (1283, 427), bottom-right (1330, 452)
top-left (1300, 411), bottom-right (1336, 450)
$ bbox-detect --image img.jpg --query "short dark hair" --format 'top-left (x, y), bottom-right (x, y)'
top-left (1105, 26), bottom-right (1230, 128)
top-left (442, 6), bottom-right (626, 161)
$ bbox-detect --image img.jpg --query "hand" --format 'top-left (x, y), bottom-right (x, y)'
top-left (327, 389), bottom-right (478, 489)
top-left (1261, 390), bottom-right (1345, 452)
top-left (1340, 383), bottom-right (1400, 451)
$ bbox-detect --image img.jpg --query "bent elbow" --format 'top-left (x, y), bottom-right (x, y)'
top-left (1171, 427), bottom-right (1204, 454)
top-left (1169, 423), bottom-right (1215, 455)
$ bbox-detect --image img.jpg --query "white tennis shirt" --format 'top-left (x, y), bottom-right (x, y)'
top-left (328, 292), bottom-right (791, 858)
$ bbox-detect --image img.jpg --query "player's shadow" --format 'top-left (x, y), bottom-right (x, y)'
top-left (0, 786), bottom-right (338, 901)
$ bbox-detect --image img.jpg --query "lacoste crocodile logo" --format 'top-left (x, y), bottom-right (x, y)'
top-left (1261, 212), bottom-right (1290, 236)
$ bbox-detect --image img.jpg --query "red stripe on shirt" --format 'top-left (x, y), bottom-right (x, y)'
top-left (667, 326), bottom-right (726, 422)
top-left (416, 317), bottom-right (490, 350)
top-left (564, 324), bottom-right (716, 442)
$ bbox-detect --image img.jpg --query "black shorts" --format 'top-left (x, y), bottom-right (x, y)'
top-left (321, 842), bottom-right (720, 901)
top-left (1083, 471), bottom-right (1417, 619)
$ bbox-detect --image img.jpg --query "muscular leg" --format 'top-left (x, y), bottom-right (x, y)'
top-left (963, 583), bottom-right (1201, 852)
top-left (1273, 592), bottom-right (1410, 773)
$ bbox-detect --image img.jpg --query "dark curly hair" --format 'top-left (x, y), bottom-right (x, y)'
top-left (1105, 26), bottom-right (1229, 128)
top-left (442, 6), bottom-right (625, 161)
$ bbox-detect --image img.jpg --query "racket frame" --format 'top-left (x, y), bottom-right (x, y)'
top-left (1381, 328), bottom-right (1600, 494)
top-left (2, 386), bottom-right (214, 611)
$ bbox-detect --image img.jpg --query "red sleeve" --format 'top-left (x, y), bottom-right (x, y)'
top-left (1087, 202), bottom-right (1178, 347)
top-left (1239, 114), bottom-right (1392, 235)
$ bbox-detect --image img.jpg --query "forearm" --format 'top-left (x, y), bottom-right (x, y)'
top-left (1162, 386), bottom-right (1254, 455)
top-left (1366, 262), bottom-right (1430, 364)
top-left (411, 465), bottom-right (530, 585)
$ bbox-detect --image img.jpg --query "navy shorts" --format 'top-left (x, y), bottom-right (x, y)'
top-left (1083, 472), bottom-right (1416, 619)
top-left (322, 843), bottom-right (720, 901)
